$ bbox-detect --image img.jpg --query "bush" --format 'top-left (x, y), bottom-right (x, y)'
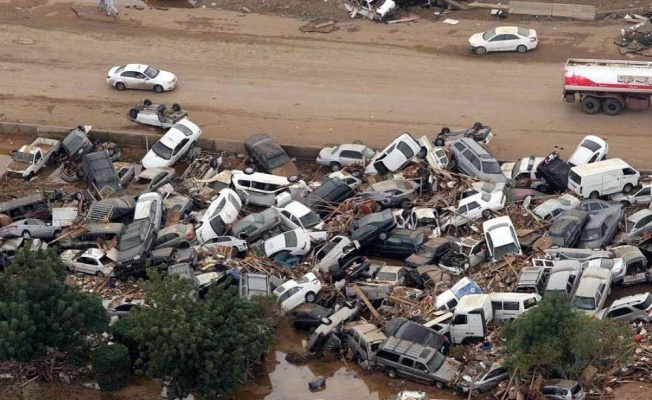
top-left (91, 344), bottom-right (131, 391)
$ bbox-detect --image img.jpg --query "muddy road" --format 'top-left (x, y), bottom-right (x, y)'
top-left (0, 2), bottom-right (652, 166)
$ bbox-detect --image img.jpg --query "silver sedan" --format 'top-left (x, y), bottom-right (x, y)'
top-left (0, 219), bottom-right (61, 239)
top-left (107, 64), bottom-right (178, 93)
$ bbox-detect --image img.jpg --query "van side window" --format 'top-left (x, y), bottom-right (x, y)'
top-left (623, 167), bottom-right (637, 176)
top-left (492, 301), bottom-right (503, 310)
top-left (377, 350), bottom-right (399, 362)
top-left (452, 314), bottom-right (467, 325)
top-left (401, 358), bottom-right (414, 368)
top-left (523, 298), bottom-right (538, 309)
top-left (504, 302), bottom-right (519, 311)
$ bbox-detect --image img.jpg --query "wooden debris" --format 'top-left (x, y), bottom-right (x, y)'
top-left (351, 284), bottom-right (381, 323)
top-left (387, 17), bottom-right (419, 24)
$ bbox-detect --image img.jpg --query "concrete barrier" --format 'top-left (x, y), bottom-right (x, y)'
top-left (0, 121), bottom-right (320, 161)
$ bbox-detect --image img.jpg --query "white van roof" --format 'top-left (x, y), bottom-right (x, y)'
top-left (569, 158), bottom-right (634, 175)
top-left (488, 292), bottom-right (542, 302)
top-left (456, 294), bottom-right (490, 310)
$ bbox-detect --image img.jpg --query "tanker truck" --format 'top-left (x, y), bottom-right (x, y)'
top-left (563, 58), bottom-right (652, 116)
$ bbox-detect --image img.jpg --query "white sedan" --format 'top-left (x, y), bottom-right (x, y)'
top-left (60, 248), bottom-right (115, 277)
top-left (273, 272), bottom-right (322, 311)
top-left (568, 135), bottom-right (608, 167)
top-left (316, 144), bottom-right (376, 171)
top-left (107, 64), bottom-right (178, 93)
top-left (196, 189), bottom-right (242, 244)
top-left (469, 26), bottom-right (538, 55)
top-left (141, 118), bottom-right (202, 168)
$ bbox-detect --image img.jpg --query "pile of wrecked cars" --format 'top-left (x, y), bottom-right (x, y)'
top-left (2, 114), bottom-right (651, 399)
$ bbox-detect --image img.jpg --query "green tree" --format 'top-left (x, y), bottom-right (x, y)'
top-left (113, 272), bottom-right (274, 398)
top-left (502, 294), bottom-right (630, 377)
top-left (91, 344), bottom-right (131, 391)
top-left (0, 248), bottom-right (109, 362)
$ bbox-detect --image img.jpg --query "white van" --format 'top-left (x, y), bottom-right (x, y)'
top-left (449, 294), bottom-right (492, 344)
top-left (231, 170), bottom-right (303, 207)
top-left (567, 158), bottom-right (639, 199)
top-left (488, 292), bottom-right (541, 323)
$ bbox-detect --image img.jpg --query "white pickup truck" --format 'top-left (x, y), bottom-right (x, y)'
top-left (7, 137), bottom-right (61, 179)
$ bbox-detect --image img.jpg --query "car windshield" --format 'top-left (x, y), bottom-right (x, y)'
top-left (426, 351), bottom-right (445, 372)
top-left (144, 66), bottom-right (160, 79)
top-left (209, 216), bottom-right (225, 235)
top-left (639, 294), bottom-right (652, 309)
top-left (267, 153), bottom-right (291, 170)
top-left (119, 234), bottom-right (142, 251)
top-left (284, 231), bottom-right (298, 247)
top-left (510, 159), bottom-right (523, 178)
top-left (362, 147), bottom-right (376, 159)
top-left (152, 141), bottom-right (173, 160)
top-left (626, 220), bottom-right (637, 233)
top-left (482, 161), bottom-right (501, 174)
top-left (571, 295), bottom-right (596, 310)
top-left (14, 151), bottom-right (34, 164)
top-left (581, 228), bottom-right (601, 241)
top-left (299, 211), bottom-right (321, 228)
top-left (493, 243), bottom-right (520, 259)
top-left (582, 139), bottom-right (602, 152)
top-left (375, 271), bottom-right (397, 281)
top-left (482, 29), bottom-right (496, 40)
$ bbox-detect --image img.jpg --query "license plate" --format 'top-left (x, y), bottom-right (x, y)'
top-left (623, 272), bottom-right (646, 283)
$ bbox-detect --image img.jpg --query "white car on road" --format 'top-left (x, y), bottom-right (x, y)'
top-left (273, 272), bottom-right (323, 311)
top-left (107, 64), bottom-right (178, 93)
top-left (469, 26), bottom-right (538, 55)
top-left (141, 118), bottom-right (202, 169)
top-left (568, 135), bottom-right (608, 167)
top-left (196, 189), bottom-right (242, 244)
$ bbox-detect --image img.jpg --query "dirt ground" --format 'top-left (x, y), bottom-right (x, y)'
top-left (1, 0), bottom-right (652, 167)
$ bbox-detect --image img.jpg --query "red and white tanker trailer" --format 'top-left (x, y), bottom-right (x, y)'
top-left (563, 58), bottom-right (652, 115)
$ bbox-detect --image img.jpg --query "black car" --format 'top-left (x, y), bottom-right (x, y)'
top-left (82, 150), bottom-right (125, 196)
top-left (546, 209), bottom-right (589, 248)
top-left (329, 256), bottom-right (371, 281)
top-left (57, 223), bottom-right (126, 250)
top-left (291, 303), bottom-right (334, 330)
top-left (244, 133), bottom-right (299, 177)
top-left (405, 236), bottom-right (454, 268)
top-left (302, 177), bottom-right (355, 217)
top-left (362, 229), bottom-right (427, 259)
top-left (350, 209), bottom-right (397, 247)
top-left (536, 152), bottom-right (570, 193)
top-left (61, 125), bottom-right (94, 162)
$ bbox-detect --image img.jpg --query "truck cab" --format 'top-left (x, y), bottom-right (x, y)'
top-left (449, 294), bottom-right (492, 344)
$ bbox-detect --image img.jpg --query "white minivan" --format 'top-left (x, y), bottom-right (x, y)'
top-left (231, 170), bottom-right (302, 207)
top-left (567, 158), bottom-right (639, 199)
top-left (488, 292), bottom-right (541, 323)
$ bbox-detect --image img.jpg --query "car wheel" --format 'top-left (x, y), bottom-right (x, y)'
top-left (305, 291), bottom-right (316, 303)
top-left (417, 146), bottom-right (427, 159)
top-left (53, 230), bottom-right (61, 238)
top-left (536, 184), bottom-right (548, 193)
top-left (399, 198), bottom-right (412, 209)
top-left (330, 162), bottom-right (342, 172)
top-left (153, 85), bottom-right (164, 93)
top-left (144, 99), bottom-right (152, 106)
top-left (115, 82), bottom-right (126, 91)
top-left (172, 103), bottom-right (181, 112)
top-left (379, 232), bottom-right (388, 241)
top-left (435, 381), bottom-right (445, 389)
top-left (516, 44), bottom-right (527, 53)
top-left (129, 108), bottom-right (139, 119)
top-left (22, 230), bottom-right (31, 239)
top-left (448, 158), bottom-right (458, 171)
top-left (96, 271), bottom-right (105, 278)
top-left (288, 175), bottom-right (299, 183)
top-left (473, 122), bottom-right (483, 130)
top-left (580, 96), bottom-right (601, 115)
top-left (589, 191), bottom-right (600, 199)
top-left (621, 200), bottom-right (631, 207)
top-left (482, 209), bottom-right (493, 219)
top-left (602, 98), bottom-right (623, 116)
top-left (623, 183), bottom-right (634, 194)
top-left (244, 166), bottom-right (256, 175)
top-left (25, 172), bottom-right (35, 181)
top-left (434, 137), bottom-right (445, 147)
top-left (385, 367), bottom-right (397, 379)
top-left (179, 241), bottom-right (190, 249)
top-left (475, 46), bottom-right (487, 55)
top-left (261, 231), bottom-right (272, 240)
top-left (471, 388), bottom-right (480, 396)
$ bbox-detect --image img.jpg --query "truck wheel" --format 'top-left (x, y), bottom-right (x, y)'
top-left (385, 367), bottom-right (397, 379)
top-left (602, 98), bottom-right (623, 116)
top-left (623, 183), bottom-right (634, 194)
top-left (115, 82), bottom-right (126, 91)
top-left (621, 200), bottom-right (631, 207)
top-left (580, 96), bottom-right (601, 115)
top-left (244, 166), bottom-right (256, 175)
top-left (154, 85), bottom-right (164, 93)
top-left (475, 46), bottom-right (487, 55)
top-left (471, 388), bottom-right (480, 396)
top-left (589, 191), bottom-right (600, 199)
top-left (144, 99), bottom-right (152, 106)
top-left (399, 198), bottom-right (412, 209)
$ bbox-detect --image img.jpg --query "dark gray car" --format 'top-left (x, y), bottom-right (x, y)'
top-left (578, 199), bottom-right (622, 215)
top-left (578, 207), bottom-right (623, 249)
top-left (244, 133), bottom-right (299, 177)
top-left (448, 138), bottom-right (507, 184)
top-left (115, 220), bottom-right (155, 267)
top-left (546, 209), bottom-right (589, 248)
top-left (231, 208), bottom-right (281, 243)
top-left (359, 180), bottom-right (419, 209)
top-left (457, 362), bottom-right (509, 396)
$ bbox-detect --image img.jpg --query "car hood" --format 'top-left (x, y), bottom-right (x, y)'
top-left (116, 247), bottom-right (143, 263)
top-left (501, 162), bottom-right (516, 179)
top-left (568, 147), bottom-right (593, 167)
top-left (157, 70), bottom-right (176, 82)
top-left (436, 358), bottom-right (463, 383)
top-left (468, 33), bottom-right (484, 46)
top-left (142, 150), bottom-right (170, 169)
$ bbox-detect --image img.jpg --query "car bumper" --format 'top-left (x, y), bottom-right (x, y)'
top-left (163, 80), bottom-right (178, 91)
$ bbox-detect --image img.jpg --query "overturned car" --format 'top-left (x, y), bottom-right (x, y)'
top-left (128, 100), bottom-right (188, 129)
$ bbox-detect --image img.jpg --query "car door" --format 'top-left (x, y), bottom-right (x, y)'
top-left (487, 34), bottom-right (506, 52)
top-left (285, 286), bottom-right (303, 310)
top-left (119, 71), bottom-right (138, 89)
top-left (634, 187), bottom-right (652, 204)
top-left (133, 72), bottom-right (151, 90)
top-left (171, 139), bottom-right (190, 163)
top-left (74, 256), bottom-right (93, 274)
top-left (339, 150), bottom-right (363, 165)
top-left (501, 34), bottom-right (521, 51)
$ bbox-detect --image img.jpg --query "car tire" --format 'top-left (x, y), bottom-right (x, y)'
top-left (22, 230), bottom-right (31, 238)
top-left (53, 230), bottom-right (61, 238)
top-left (244, 166), bottom-right (256, 175)
top-left (144, 99), bottom-right (153, 106)
top-left (305, 291), bottom-right (316, 303)
top-left (434, 137), bottom-right (445, 147)
top-left (602, 98), bottom-right (623, 116)
top-left (96, 271), bottom-right (105, 278)
top-left (261, 231), bottom-right (272, 241)
top-left (435, 381), bottom-right (445, 389)
top-left (471, 388), bottom-right (480, 396)
top-left (385, 367), bottom-right (398, 379)
top-left (448, 158), bottom-right (458, 171)
top-left (417, 146), bottom-right (427, 159)
top-left (621, 200), bottom-right (631, 207)
top-left (589, 191), bottom-right (600, 199)
top-left (25, 172), bottom-right (35, 181)
top-left (473, 122), bottom-right (483, 130)
top-left (475, 46), bottom-right (487, 55)
top-left (379, 232), bottom-right (388, 241)
top-left (115, 82), bottom-right (126, 91)
top-left (482, 209), bottom-right (493, 219)
top-left (154, 85), bottom-right (164, 93)
top-left (172, 103), bottom-right (181, 112)
top-left (129, 108), bottom-right (139, 119)
top-left (516, 45), bottom-right (527, 53)
top-left (179, 241), bottom-right (190, 249)
top-left (288, 175), bottom-right (299, 183)
top-left (399, 198), bottom-right (412, 209)
top-left (623, 183), bottom-right (634, 194)
top-left (330, 162), bottom-right (341, 172)
top-left (536, 184), bottom-right (548, 193)
top-left (580, 96), bottom-right (601, 115)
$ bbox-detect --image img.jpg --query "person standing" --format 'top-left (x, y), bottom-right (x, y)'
top-left (106, 0), bottom-right (118, 18)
